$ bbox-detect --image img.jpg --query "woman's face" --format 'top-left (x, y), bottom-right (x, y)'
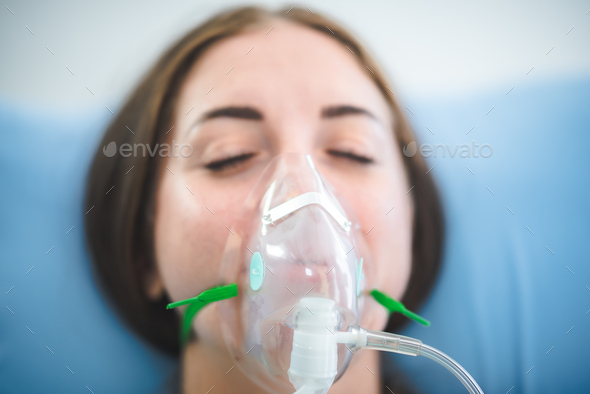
top-left (154, 20), bottom-right (413, 346)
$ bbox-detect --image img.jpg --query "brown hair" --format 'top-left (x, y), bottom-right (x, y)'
top-left (85, 6), bottom-right (444, 358)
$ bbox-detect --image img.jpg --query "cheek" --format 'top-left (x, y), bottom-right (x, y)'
top-left (356, 183), bottom-right (412, 295)
top-left (361, 192), bottom-right (413, 331)
top-left (154, 171), bottom-right (229, 303)
top-left (368, 195), bottom-right (413, 297)
top-left (330, 167), bottom-right (413, 330)
top-left (332, 170), bottom-right (413, 290)
top-left (153, 168), bottom-right (256, 345)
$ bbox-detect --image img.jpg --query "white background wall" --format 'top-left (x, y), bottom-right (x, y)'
top-left (1, 0), bottom-right (589, 108)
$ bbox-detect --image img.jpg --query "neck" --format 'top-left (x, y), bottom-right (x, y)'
top-left (182, 341), bottom-right (382, 394)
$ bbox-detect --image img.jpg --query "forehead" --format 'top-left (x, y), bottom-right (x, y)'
top-left (176, 19), bottom-right (391, 124)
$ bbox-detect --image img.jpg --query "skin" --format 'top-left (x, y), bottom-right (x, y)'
top-left (152, 19), bottom-right (414, 394)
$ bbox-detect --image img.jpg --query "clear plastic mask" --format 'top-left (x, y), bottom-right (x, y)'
top-left (168, 153), bottom-right (482, 394)
top-left (218, 153), bottom-right (370, 394)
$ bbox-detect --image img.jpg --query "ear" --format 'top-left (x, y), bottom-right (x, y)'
top-left (144, 266), bottom-right (165, 300)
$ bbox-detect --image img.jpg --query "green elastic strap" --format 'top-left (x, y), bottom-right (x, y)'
top-left (370, 289), bottom-right (431, 326)
top-left (166, 283), bottom-right (238, 345)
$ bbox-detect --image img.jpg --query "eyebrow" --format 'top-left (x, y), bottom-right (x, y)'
top-left (200, 105), bottom-right (375, 121)
top-left (187, 104), bottom-right (378, 136)
top-left (321, 105), bottom-right (377, 121)
top-left (186, 106), bottom-right (263, 136)
top-left (202, 106), bottom-right (262, 121)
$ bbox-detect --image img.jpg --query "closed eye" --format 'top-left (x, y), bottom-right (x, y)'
top-left (204, 153), bottom-right (256, 172)
top-left (327, 150), bottom-right (374, 164)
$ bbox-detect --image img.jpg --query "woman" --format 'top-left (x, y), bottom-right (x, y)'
top-left (85, 6), bottom-right (443, 394)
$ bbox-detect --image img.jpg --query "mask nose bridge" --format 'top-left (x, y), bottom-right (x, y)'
top-left (260, 154), bottom-right (351, 232)
top-left (262, 191), bottom-right (351, 232)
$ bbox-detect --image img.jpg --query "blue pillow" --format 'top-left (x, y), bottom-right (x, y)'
top-left (394, 77), bottom-right (590, 393)
top-left (1, 78), bottom-right (588, 393)
top-left (0, 103), bottom-right (176, 393)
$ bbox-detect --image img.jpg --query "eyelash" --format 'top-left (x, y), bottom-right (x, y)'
top-left (205, 153), bottom-right (256, 172)
top-left (204, 150), bottom-right (374, 172)
top-left (327, 149), bottom-right (374, 164)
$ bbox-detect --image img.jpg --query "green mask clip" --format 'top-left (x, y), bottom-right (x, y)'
top-left (166, 284), bottom-right (429, 345)
top-left (166, 283), bottom-right (238, 344)
top-left (370, 289), bottom-right (431, 326)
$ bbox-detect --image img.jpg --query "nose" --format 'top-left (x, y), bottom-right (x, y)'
top-left (269, 120), bottom-right (317, 158)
